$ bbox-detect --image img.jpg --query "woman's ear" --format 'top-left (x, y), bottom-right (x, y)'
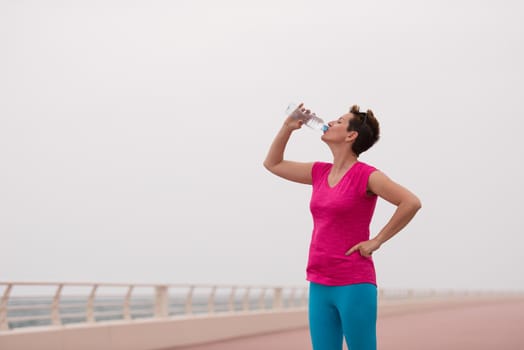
top-left (345, 130), bottom-right (358, 142)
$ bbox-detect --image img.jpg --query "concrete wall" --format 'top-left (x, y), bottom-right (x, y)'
top-left (0, 309), bottom-right (308, 350)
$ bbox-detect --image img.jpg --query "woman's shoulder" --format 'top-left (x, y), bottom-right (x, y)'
top-left (357, 160), bottom-right (377, 170)
top-left (356, 161), bottom-right (379, 176)
top-left (313, 161), bottom-right (333, 171)
top-left (313, 161), bottom-right (332, 168)
top-left (312, 161), bottom-right (332, 178)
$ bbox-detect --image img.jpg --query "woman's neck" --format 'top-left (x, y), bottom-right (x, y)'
top-left (330, 145), bottom-right (358, 174)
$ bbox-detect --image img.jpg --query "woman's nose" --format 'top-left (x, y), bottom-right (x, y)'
top-left (328, 121), bottom-right (334, 127)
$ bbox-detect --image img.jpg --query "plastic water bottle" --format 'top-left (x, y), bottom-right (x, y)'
top-left (286, 103), bottom-right (329, 133)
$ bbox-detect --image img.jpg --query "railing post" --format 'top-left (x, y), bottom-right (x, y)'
top-left (154, 285), bottom-right (169, 318)
top-left (301, 287), bottom-right (307, 307)
top-left (123, 285), bottom-right (134, 320)
top-left (273, 287), bottom-right (283, 309)
top-left (0, 284), bottom-right (12, 330)
top-left (86, 285), bottom-right (98, 323)
top-left (243, 287), bottom-right (250, 311)
top-left (185, 286), bottom-right (194, 315)
top-left (289, 288), bottom-right (297, 308)
top-left (258, 288), bottom-right (266, 310)
top-left (51, 284), bottom-right (63, 326)
top-left (228, 287), bottom-right (237, 312)
top-left (208, 286), bottom-right (217, 313)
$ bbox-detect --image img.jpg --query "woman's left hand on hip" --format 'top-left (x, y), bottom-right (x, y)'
top-left (345, 238), bottom-right (381, 258)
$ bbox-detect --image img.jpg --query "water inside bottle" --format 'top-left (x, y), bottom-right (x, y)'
top-left (286, 103), bottom-right (328, 132)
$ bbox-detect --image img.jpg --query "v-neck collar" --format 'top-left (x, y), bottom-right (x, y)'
top-left (326, 161), bottom-right (360, 189)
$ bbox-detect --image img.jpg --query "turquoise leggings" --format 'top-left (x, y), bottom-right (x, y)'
top-left (308, 282), bottom-right (377, 350)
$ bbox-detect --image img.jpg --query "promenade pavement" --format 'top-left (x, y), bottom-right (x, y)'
top-left (170, 297), bottom-right (524, 350)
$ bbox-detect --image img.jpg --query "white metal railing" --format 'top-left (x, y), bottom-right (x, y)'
top-left (0, 282), bottom-right (308, 332)
top-left (1, 281), bottom-right (522, 332)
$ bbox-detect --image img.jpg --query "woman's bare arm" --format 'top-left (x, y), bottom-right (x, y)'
top-left (263, 109), bottom-right (314, 185)
top-left (346, 171), bottom-right (422, 257)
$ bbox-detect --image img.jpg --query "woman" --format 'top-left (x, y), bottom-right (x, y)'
top-left (263, 103), bottom-right (421, 350)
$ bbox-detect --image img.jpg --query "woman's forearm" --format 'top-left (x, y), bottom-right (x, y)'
top-left (374, 198), bottom-right (421, 246)
top-left (263, 126), bottom-right (293, 170)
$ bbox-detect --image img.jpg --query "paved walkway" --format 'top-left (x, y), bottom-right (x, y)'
top-left (172, 298), bottom-right (524, 350)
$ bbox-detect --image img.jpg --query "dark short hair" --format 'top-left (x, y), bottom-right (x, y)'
top-left (347, 105), bottom-right (380, 156)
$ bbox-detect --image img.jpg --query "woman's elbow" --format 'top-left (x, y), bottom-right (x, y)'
top-left (400, 194), bottom-right (421, 212)
top-left (410, 196), bottom-right (422, 211)
top-left (263, 160), bottom-right (277, 174)
top-left (263, 158), bottom-right (283, 173)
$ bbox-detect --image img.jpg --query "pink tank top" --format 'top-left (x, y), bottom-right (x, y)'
top-left (307, 161), bottom-right (378, 286)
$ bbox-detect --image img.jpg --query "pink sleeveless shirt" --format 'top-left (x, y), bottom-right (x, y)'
top-left (307, 161), bottom-right (378, 286)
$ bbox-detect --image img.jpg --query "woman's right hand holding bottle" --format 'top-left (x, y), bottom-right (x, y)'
top-left (284, 102), bottom-right (311, 131)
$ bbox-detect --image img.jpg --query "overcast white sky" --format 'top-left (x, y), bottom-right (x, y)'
top-left (1, 0), bottom-right (523, 292)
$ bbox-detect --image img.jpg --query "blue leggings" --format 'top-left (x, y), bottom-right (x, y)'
top-left (308, 282), bottom-right (377, 350)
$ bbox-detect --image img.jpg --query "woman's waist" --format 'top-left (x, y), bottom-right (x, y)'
top-left (307, 246), bottom-right (373, 264)
top-left (310, 234), bottom-right (369, 253)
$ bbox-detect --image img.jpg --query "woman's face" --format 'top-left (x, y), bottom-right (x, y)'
top-left (321, 113), bottom-right (356, 143)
